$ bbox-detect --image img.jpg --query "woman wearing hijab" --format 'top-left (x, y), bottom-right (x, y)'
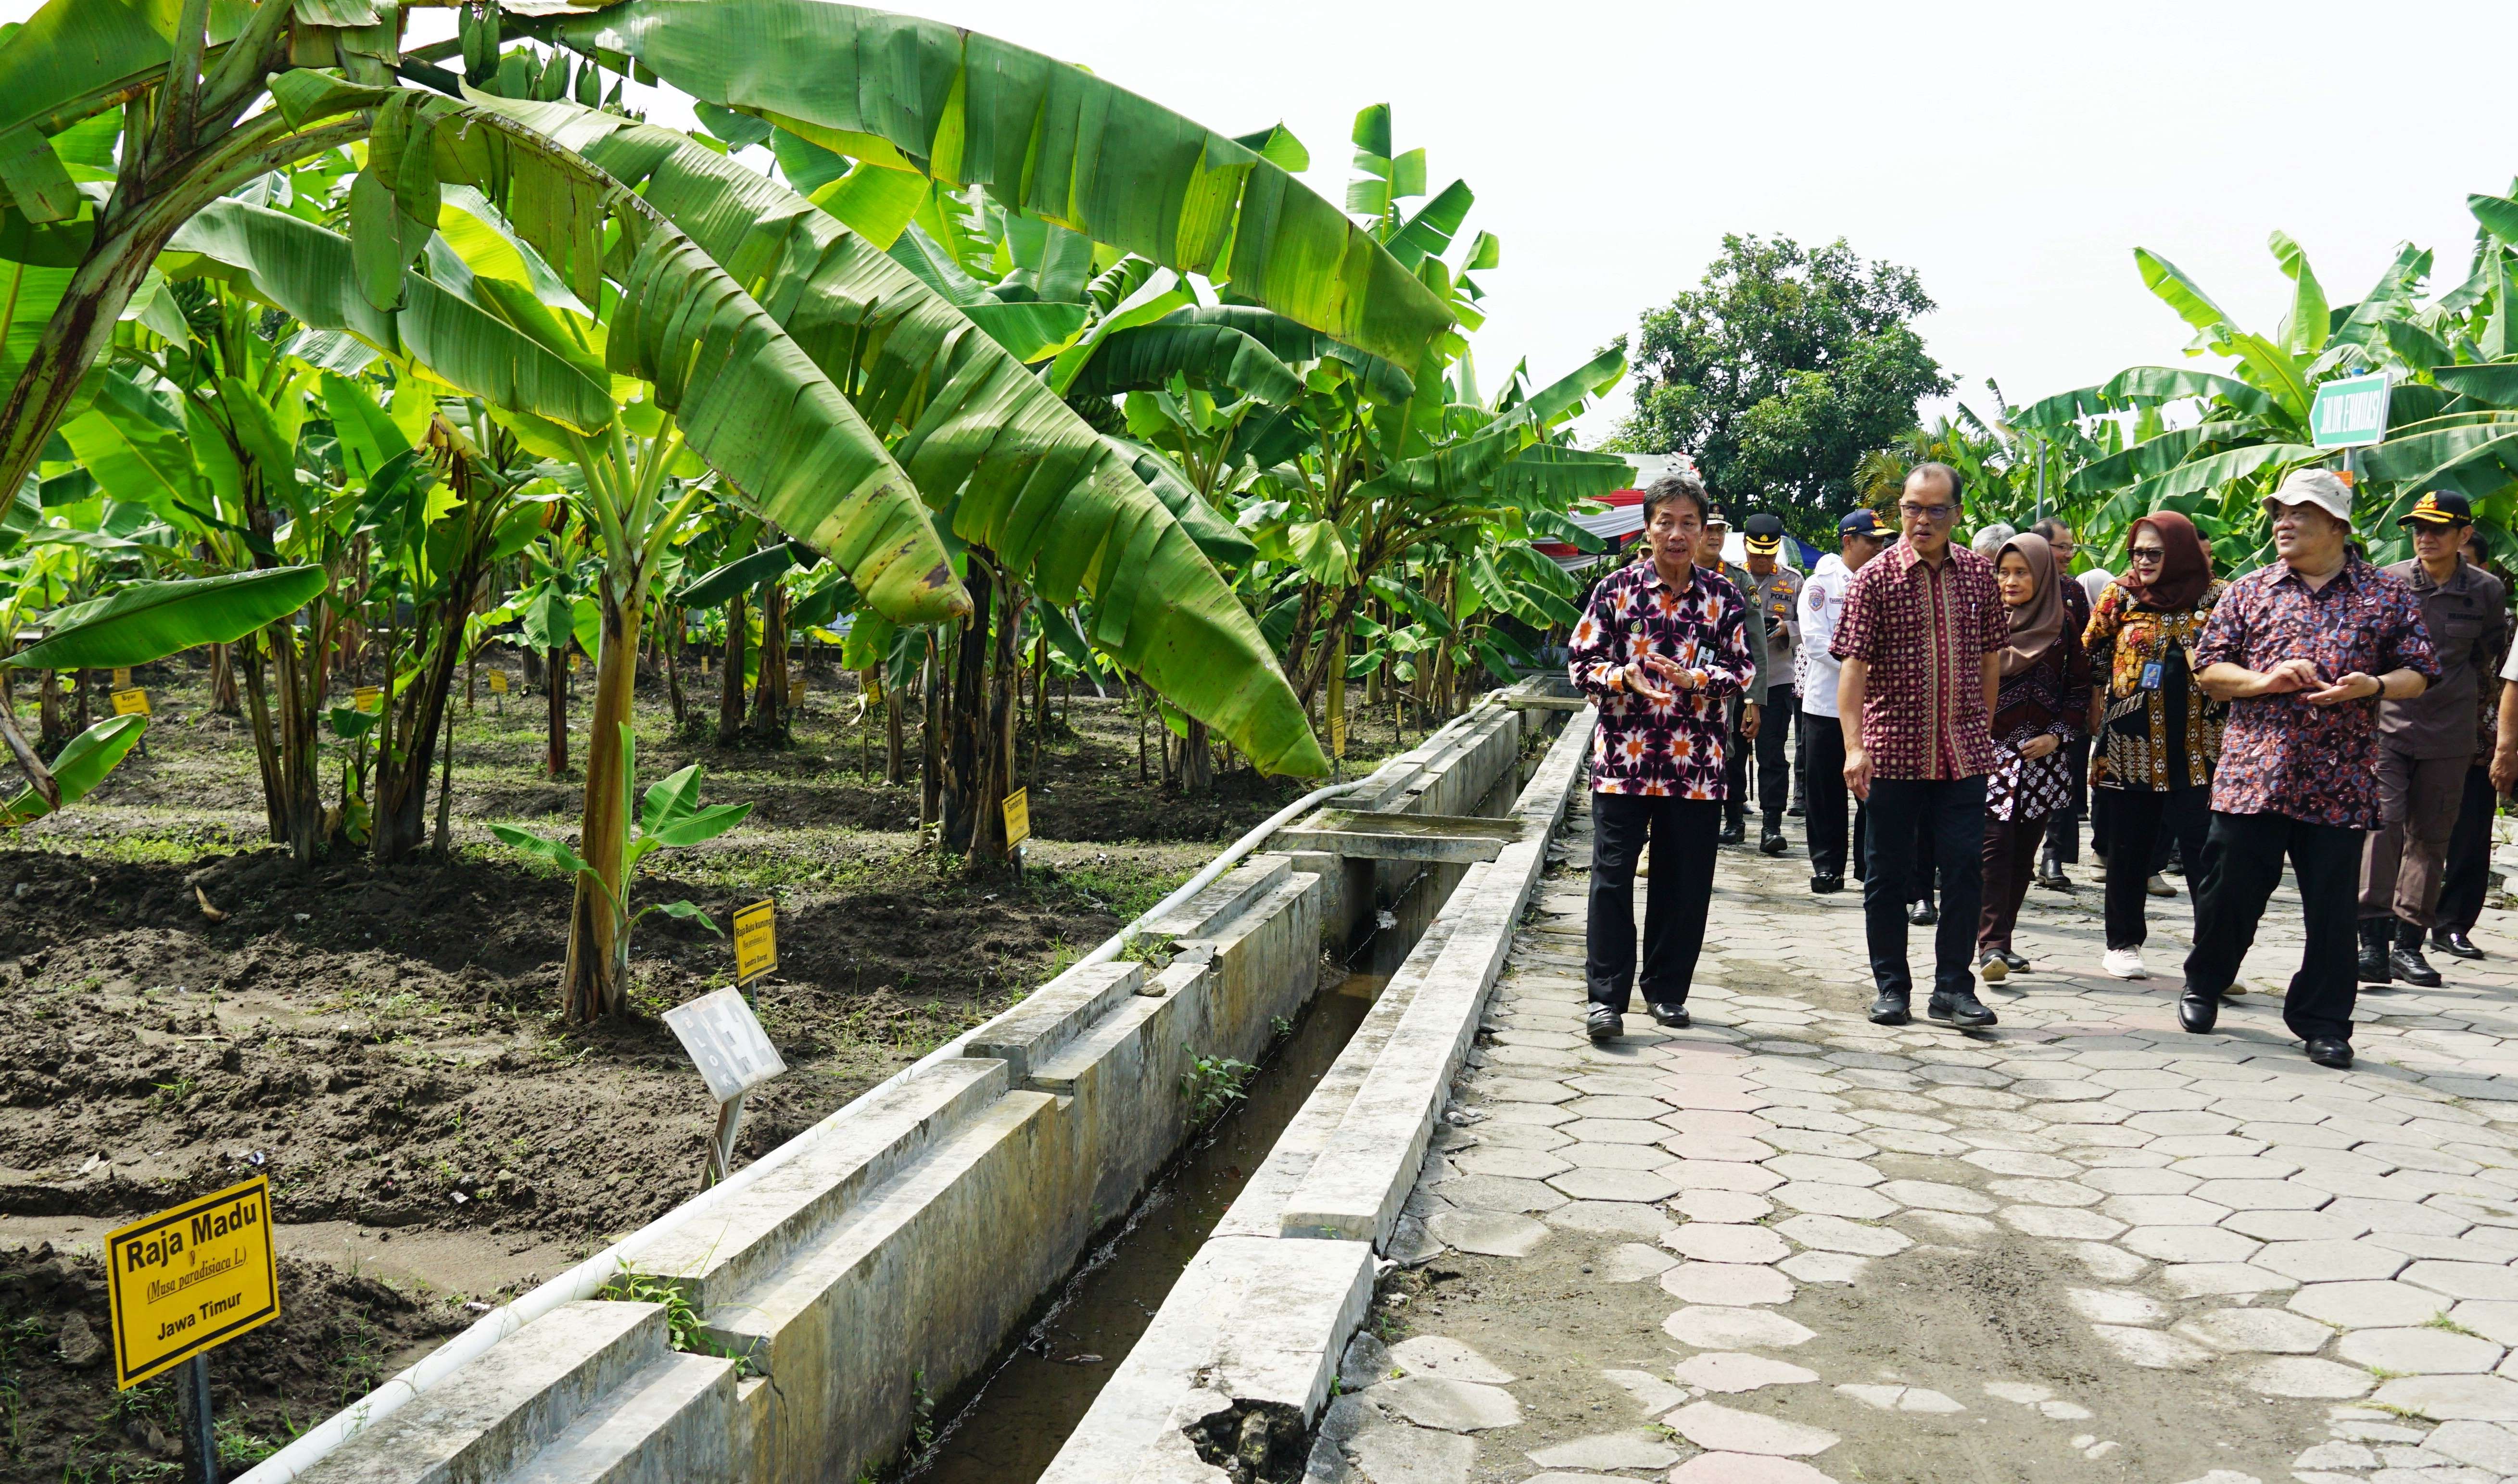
top-left (2082, 513), bottom-right (2227, 980)
top-left (1976, 533), bottom-right (2092, 980)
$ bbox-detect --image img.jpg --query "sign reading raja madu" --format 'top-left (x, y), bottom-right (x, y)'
top-left (103, 1176), bottom-right (280, 1388)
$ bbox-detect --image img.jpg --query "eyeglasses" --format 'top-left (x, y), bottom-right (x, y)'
top-left (1897, 503), bottom-right (1957, 524)
top-left (2127, 549), bottom-right (2166, 565)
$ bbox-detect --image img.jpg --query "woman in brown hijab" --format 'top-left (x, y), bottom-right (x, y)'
top-left (1977, 533), bottom-right (2093, 980)
top-left (2082, 512), bottom-right (2226, 981)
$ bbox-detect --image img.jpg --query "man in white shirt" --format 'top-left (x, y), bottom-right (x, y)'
top-left (1797, 508), bottom-right (1889, 892)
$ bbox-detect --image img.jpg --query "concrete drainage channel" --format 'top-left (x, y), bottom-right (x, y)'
top-left (234, 684), bottom-right (1592, 1484)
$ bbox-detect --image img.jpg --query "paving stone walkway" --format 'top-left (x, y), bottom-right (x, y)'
top-left (1315, 790), bottom-right (2518, 1484)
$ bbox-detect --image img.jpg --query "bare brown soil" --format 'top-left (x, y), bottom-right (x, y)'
top-left (0, 654), bottom-right (1422, 1478)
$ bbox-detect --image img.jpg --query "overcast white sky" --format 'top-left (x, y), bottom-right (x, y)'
top-left (24, 0), bottom-right (2515, 447)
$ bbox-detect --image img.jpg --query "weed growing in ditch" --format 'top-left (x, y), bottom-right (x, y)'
top-left (597, 1269), bottom-right (759, 1379)
top-left (1181, 1044), bottom-right (1257, 1128)
top-left (1122, 930), bottom-right (1178, 969)
top-left (1269, 1014), bottom-right (1294, 1038)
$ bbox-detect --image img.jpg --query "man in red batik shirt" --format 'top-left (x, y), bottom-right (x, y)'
top-left (1566, 471), bottom-right (1759, 1042)
top-left (1833, 463), bottom-right (2010, 1031)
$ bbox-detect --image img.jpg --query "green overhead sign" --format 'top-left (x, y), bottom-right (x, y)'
top-left (2310, 372), bottom-right (2391, 449)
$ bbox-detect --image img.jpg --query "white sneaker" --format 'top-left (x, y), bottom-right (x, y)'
top-left (2102, 948), bottom-right (2147, 980)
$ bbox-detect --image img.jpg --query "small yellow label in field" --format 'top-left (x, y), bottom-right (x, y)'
top-left (569, 652), bottom-right (583, 673)
top-left (733, 900), bottom-right (777, 982)
top-left (1329, 709), bottom-right (1348, 758)
top-left (111, 687), bottom-right (150, 717)
top-left (353, 686), bottom-right (382, 713)
top-left (112, 667), bottom-right (130, 688)
top-left (1001, 786), bottom-right (1031, 847)
top-left (105, 1176), bottom-right (279, 1389)
top-left (488, 670), bottom-right (509, 694)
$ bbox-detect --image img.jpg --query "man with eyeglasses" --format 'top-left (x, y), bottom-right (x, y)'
top-left (2180, 468), bottom-right (2437, 1070)
top-left (1832, 463), bottom-right (2011, 1030)
top-left (1698, 510), bottom-right (1771, 845)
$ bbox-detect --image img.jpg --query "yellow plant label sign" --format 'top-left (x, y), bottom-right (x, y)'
top-left (112, 687), bottom-right (151, 717)
top-left (488, 670), bottom-right (509, 695)
top-left (733, 900), bottom-right (777, 982)
top-left (1001, 787), bottom-right (1031, 847)
top-left (353, 686), bottom-right (382, 714)
top-left (104, 1176), bottom-right (279, 1388)
top-left (1329, 709), bottom-right (1348, 758)
top-left (569, 652), bottom-right (583, 673)
top-left (112, 667), bottom-right (131, 688)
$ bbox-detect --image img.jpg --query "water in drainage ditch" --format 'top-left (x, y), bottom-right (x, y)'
top-left (898, 907), bottom-right (1426, 1484)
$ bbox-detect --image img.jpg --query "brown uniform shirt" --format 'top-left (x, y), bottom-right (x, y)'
top-left (2380, 557), bottom-right (2507, 762)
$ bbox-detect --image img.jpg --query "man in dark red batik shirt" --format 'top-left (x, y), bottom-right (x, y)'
top-left (1833, 463), bottom-right (2010, 1030)
top-left (1566, 471), bottom-right (1759, 1041)
top-left (2180, 468), bottom-right (2438, 1069)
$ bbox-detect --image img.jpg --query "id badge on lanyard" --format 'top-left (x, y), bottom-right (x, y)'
top-left (2139, 661), bottom-right (2163, 690)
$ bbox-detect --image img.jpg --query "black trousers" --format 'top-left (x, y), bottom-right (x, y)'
top-left (1861, 776), bottom-right (1987, 999)
top-left (1803, 711), bottom-right (1850, 878)
top-left (2182, 810), bottom-right (2365, 1044)
top-left (2101, 785), bottom-right (2211, 950)
top-left (1586, 792), bottom-right (1721, 1012)
top-left (2438, 764), bottom-right (2496, 935)
top-left (2043, 736), bottom-right (2092, 863)
top-left (1756, 688), bottom-right (1796, 825)
top-left (1721, 696), bottom-right (1751, 824)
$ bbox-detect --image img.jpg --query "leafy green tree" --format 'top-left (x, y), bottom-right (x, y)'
top-left (1614, 234), bottom-right (1949, 539)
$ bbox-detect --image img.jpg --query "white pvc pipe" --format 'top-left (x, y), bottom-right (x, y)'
top-left (232, 715), bottom-right (1513, 1482)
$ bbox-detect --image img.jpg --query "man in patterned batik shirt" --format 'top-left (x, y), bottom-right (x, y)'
top-left (1567, 471), bottom-right (1759, 1042)
top-left (2181, 468), bottom-right (2439, 1069)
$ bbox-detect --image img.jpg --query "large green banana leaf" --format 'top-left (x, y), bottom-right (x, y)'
top-left (1160, 305), bottom-right (1416, 403)
top-left (11, 566), bottom-right (327, 670)
top-left (462, 96), bottom-right (1324, 775)
top-left (264, 72), bottom-right (967, 627)
top-left (166, 199), bottom-right (616, 431)
top-left (1063, 321), bottom-right (1302, 404)
top-left (1, 713), bottom-right (147, 826)
top-left (554, 0), bottom-right (1452, 369)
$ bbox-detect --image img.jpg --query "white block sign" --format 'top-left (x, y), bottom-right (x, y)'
top-left (662, 987), bottom-right (788, 1104)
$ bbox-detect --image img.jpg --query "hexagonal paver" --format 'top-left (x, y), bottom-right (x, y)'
top-left (1664, 1401), bottom-right (1839, 1457)
top-left (2080, 1167), bottom-right (2198, 1196)
top-left (1549, 1201), bottom-right (1676, 1239)
top-left (2065, 1287), bottom-right (2171, 1325)
top-left (1774, 1213), bottom-right (1912, 1256)
top-left (1661, 1109), bottom-right (1780, 1139)
top-left (1768, 1182), bottom-right (1898, 1220)
top-left (1549, 1168), bottom-right (1682, 1204)
top-left (1562, 1094), bottom-right (1675, 1121)
top-left (1562, 1118), bottom-right (1678, 1145)
top-left (1664, 1160), bottom-right (1787, 1194)
top-left (2252, 1240), bottom-right (2411, 1283)
top-left (2101, 1195), bottom-right (2232, 1227)
top-left (2174, 1307), bottom-right (2335, 1353)
top-left (2121, 1226), bottom-right (2261, 1264)
top-left (1426, 1209), bottom-right (1551, 1257)
top-left (2221, 1207), bottom-right (2370, 1243)
top-left (1964, 1149), bottom-right (2081, 1177)
top-left (2370, 1374), bottom-right (2518, 1421)
top-left (1778, 1251), bottom-right (1871, 1285)
top-left (2405, 1262), bottom-right (2518, 1301)
top-left (1764, 1154), bottom-right (1884, 1187)
top-left (1988, 1178), bottom-right (2105, 1207)
top-left (2091, 1325), bottom-right (2212, 1368)
top-left (1566, 1073), bottom-right (1674, 1097)
top-left (1673, 1189), bottom-right (1774, 1223)
top-left (1669, 1352), bottom-right (1821, 1393)
top-left (1661, 1261), bottom-right (1797, 1306)
top-left (2192, 1178), bottom-right (2332, 1211)
top-left (2161, 1263), bottom-right (2298, 1298)
top-left (1662, 1306), bottom-right (1818, 1349)
top-left (1451, 1145), bottom-right (1573, 1181)
top-left (1875, 1180), bottom-right (1996, 1214)
top-left (1658, 1132), bottom-right (1782, 1164)
top-left (2290, 1280), bottom-right (2458, 1327)
top-left (1439, 1174), bottom-right (1569, 1213)
top-left (2338, 1327), bottom-right (2508, 1374)
top-left (1665, 1223), bottom-right (1793, 1265)
top-left (1564, 1141), bottom-right (1670, 1171)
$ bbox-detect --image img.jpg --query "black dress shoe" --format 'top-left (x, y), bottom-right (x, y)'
top-left (1586, 1005), bottom-right (1622, 1042)
top-left (1909, 899), bottom-right (1938, 926)
top-left (1927, 990), bottom-right (1998, 1029)
top-left (1647, 1002), bottom-right (1690, 1028)
top-left (1786, 802), bottom-right (1805, 817)
top-left (2357, 919), bottom-right (2393, 984)
top-left (2305, 1037), bottom-right (2354, 1069)
top-left (2389, 943), bottom-right (2444, 988)
top-left (2435, 928), bottom-right (2485, 960)
top-left (1718, 818), bottom-right (1746, 846)
top-left (1759, 828), bottom-right (1788, 856)
top-left (1869, 992), bottom-right (1911, 1026)
top-left (2176, 987), bottom-right (2219, 1034)
top-left (1997, 948), bottom-right (2029, 972)
top-left (1810, 873), bottom-right (1843, 894)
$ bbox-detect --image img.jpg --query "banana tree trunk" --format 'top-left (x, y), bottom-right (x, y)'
top-left (942, 576), bottom-right (992, 854)
top-left (562, 592), bottom-right (642, 1021)
top-left (748, 583), bottom-right (788, 743)
top-left (884, 673), bottom-right (907, 785)
top-left (545, 644), bottom-right (569, 778)
top-left (371, 586), bottom-right (477, 865)
top-left (269, 617), bottom-right (326, 865)
top-left (238, 636), bottom-right (285, 843)
top-left (37, 670), bottom-right (63, 755)
top-left (211, 642), bottom-right (239, 715)
top-left (664, 608), bottom-right (687, 730)
top-left (718, 590), bottom-right (747, 745)
top-left (919, 632), bottom-right (944, 835)
top-left (964, 571), bottom-right (1024, 874)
